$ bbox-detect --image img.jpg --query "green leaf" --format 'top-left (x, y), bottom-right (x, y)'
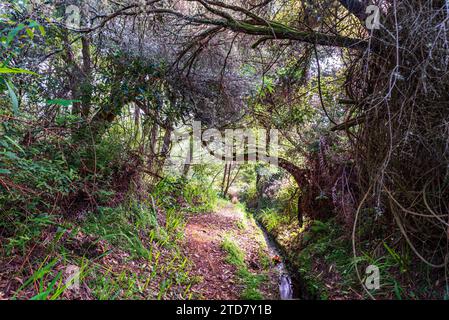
top-left (2, 151), bottom-right (19, 160)
top-left (4, 79), bottom-right (19, 115)
top-left (27, 21), bottom-right (46, 36)
top-left (7, 23), bottom-right (26, 45)
top-left (0, 140), bottom-right (9, 148)
top-left (38, 25), bottom-right (46, 36)
top-left (27, 20), bottom-right (37, 27)
top-left (46, 99), bottom-right (81, 107)
top-left (0, 168), bottom-right (11, 175)
top-left (30, 291), bottom-right (51, 300)
top-left (393, 282), bottom-right (403, 300)
top-left (26, 28), bottom-right (34, 40)
top-left (0, 66), bottom-right (37, 75)
top-left (14, 258), bottom-right (59, 297)
top-left (4, 135), bottom-right (25, 154)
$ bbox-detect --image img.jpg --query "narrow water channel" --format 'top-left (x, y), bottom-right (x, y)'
top-left (258, 224), bottom-right (301, 300)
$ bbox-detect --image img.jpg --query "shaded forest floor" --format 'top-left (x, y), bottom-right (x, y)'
top-left (0, 199), bottom-right (281, 300)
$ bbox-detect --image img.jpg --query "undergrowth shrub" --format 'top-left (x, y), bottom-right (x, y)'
top-left (0, 132), bottom-right (79, 212)
top-left (81, 197), bottom-right (180, 260)
top-left (152, 175), bottom-right (218, 214)
top-left (0, 123), bottom-right (133, 213)
top-left (255, 208), bottom-right (291, 234)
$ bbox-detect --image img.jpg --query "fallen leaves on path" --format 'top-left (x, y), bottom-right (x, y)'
top-left (184, 204), bottom-right (278, 300)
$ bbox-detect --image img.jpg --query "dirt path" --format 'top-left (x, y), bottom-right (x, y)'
top-left (184, 203), bottom-right (279, 300)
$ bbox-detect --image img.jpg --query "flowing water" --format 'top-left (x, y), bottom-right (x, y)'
top-left (258, 225), bottom-right (301, 300)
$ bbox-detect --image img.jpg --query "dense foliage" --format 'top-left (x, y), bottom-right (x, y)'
top-left (1, 0), bottom-right (448, 300)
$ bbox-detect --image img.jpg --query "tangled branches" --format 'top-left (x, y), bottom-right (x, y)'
top-left (346, 1), bottom-right (449, 268)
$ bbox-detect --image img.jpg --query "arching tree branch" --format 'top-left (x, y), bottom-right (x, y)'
top-left (70, 3), bottom-right (369, 50)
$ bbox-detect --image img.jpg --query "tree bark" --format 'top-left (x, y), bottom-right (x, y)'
top-left (77, 5), bottom-right (369, 51)
top-left (80, 36), bottom-right (92, 119)
top-left (155, 125), bottom-right (173, 176)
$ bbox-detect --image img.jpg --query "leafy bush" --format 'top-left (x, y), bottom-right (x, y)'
top-left (152, 175), bottom-right (218, 214)
top-left (255, 208), bottom-right (291, 233)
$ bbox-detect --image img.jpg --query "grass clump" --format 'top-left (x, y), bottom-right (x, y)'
top-left (255, 208), bottom-right (291, 233)
top-left (221, 236), bottom-right (245, 267)
top-left (221, 236), bottom-right (266, 300)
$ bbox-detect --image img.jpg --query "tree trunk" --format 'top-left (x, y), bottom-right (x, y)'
top-left (221, 163), bottom-right (229, 196)
top-left (155, 125), bottom-right (173, 177)
top-left (80, 36), bottom-right (92, 119)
